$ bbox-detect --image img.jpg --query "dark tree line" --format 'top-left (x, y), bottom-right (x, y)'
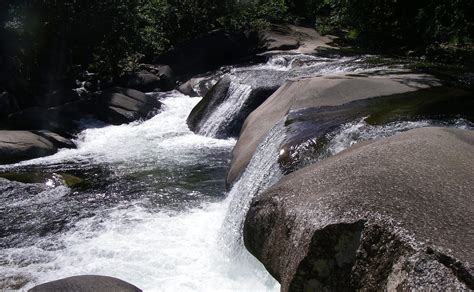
top-left (1, 0), bottom-right (472, 105)
top-left (300, 0), bottom-right (474, 49)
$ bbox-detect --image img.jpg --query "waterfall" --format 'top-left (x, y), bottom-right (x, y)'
top-left (0, 53), bottom-right (417, 291)
top-left (321, 118), bottom-right (474, 163)
top-left (0, 92), bottom-right (280, 291)
top-left (195, 54), bottom-right (391, 139)
top-left (197, 80), bottom-right (252, 137)
top-left (220, 121), bottom-right (286, 254)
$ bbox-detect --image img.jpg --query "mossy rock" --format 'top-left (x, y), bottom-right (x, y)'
top-left (0, 171), bottom-right (84, 187)
top-left (59, 173), bottom-right (84, 187)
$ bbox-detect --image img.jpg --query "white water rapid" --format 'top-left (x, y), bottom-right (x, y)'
top-left (196, 54), bottom-right (392, 138)
top-left (0, 91), bottom-right (279, 291)
top-left (197, 80), bottom-right (252, 137)
top-left (2, 53), bottom-right (469, 292)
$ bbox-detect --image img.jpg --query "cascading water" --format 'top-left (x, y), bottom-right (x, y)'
top-left (220, 122), bottom-right (286, 254)
top-left (2, 52), bottom-right (468, 292)
top-left (197, 80), bottom-right (252, 137)
top-left (326, 118), bottom-right (474, 155)
top-left (0, 91), bottom-right (279, 291)
top-left (196, 54), bottom-right (394, 138)
top-left (290, 117), bottom-right (474, 170)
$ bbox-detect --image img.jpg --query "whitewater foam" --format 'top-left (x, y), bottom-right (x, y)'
top-left (0, 91), bottom-right (279, 291)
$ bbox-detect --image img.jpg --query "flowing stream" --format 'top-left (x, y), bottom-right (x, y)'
top-left (197, 80), bottom-right (253, 137)
top-left (1, 53), bottom-right (469, 291)
top-left (0, 92), bottom-right (279, 291)
top-left (196, 54), bottom-right (393, 138)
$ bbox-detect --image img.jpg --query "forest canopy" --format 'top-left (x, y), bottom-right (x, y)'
top-left (1, 0), bottom-right (473, 98)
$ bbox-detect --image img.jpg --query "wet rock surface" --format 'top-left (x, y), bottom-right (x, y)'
top-left (177, 73), bottom-right (220, 97)
top-left (97, 87), bottom-right (162, 124)
top-left (186, 71), bottom-right (281, 138)
top-left (244, 127), bottom-right (474, 291)
top-left (1, 87), bottom-right (161, 163)
top-left (279, 86), bottom-right (474, 173)
top-left (28, 275), bottom-right (142, 292)
top-left (227, 73), bottom-right (442, 185)
top-left (187, 75), bottom-right (232, 133)
top-left (186, 54), bottom-right (385, 140)
top-left (6, 87), bottom-right (161, 135)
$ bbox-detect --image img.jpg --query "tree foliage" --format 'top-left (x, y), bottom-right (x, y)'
top-left (1, 0), bottom-right (142, 99)
top-left (287, 0), bottom-right (474, 49)
top-left (0, 0), bottom-right (472, 101)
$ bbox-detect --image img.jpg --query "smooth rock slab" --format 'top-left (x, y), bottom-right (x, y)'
top-left (28, 275), bottom-right (142, 292)
top-left (228, 73), bottom-right (441, 186)
top-left (33, 130), bottom-right (76, 149)
top-left (244, 127), bottom-right (474, 291)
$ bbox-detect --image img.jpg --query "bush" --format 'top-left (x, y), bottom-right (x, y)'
top-left (1, 0), bottom-right (142, 99)
top-left (308, 0), bottom-right (474, 49)
top-left (1, 0), bottom-right (472, 104)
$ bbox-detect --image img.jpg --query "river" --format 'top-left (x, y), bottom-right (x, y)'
top-left (1, 54), bottom-right (471, 291)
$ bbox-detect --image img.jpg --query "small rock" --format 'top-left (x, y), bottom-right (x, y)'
top-left (28, 275), bottom-right (142, 292)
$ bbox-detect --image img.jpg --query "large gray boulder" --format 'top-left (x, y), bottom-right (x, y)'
top-left (177, 79), bottom-right (200, 97)
top-left (28, 275), bottom-right (142, 292)
top-left (6, 87), bottom-right (161, 135)
top-left (259, 24), bottom-right (334, 54)
top-left (187, 74), bottom-right (281, 138)
top-left (0, 131), bottom-right (58, 164)
top-left (136, 64), bottom-right (178, 91)
top-left (177, 74), bottom-right (219, 97)
top-left (187, 76), bottom-right (232, 133)
top-left (102, 87), bottom-right (149, 103)
top-left (154, 65), bottom-right (177, 91)
top-left (33, 130), bottom-right (76, 149)
top-left (244, 127), bottom-right (474, 291)
top-left (119, 70), bottom-right (162, 92)
top-left (6, 100), bottom-right (92, 135)
top-left (97, 87), bottom-right (162, 124)
top-left (227, 73), bottom-right (444, 186)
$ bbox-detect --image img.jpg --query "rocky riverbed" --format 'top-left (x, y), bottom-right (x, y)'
top-left (0, 24), bottom-right (473, 291)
